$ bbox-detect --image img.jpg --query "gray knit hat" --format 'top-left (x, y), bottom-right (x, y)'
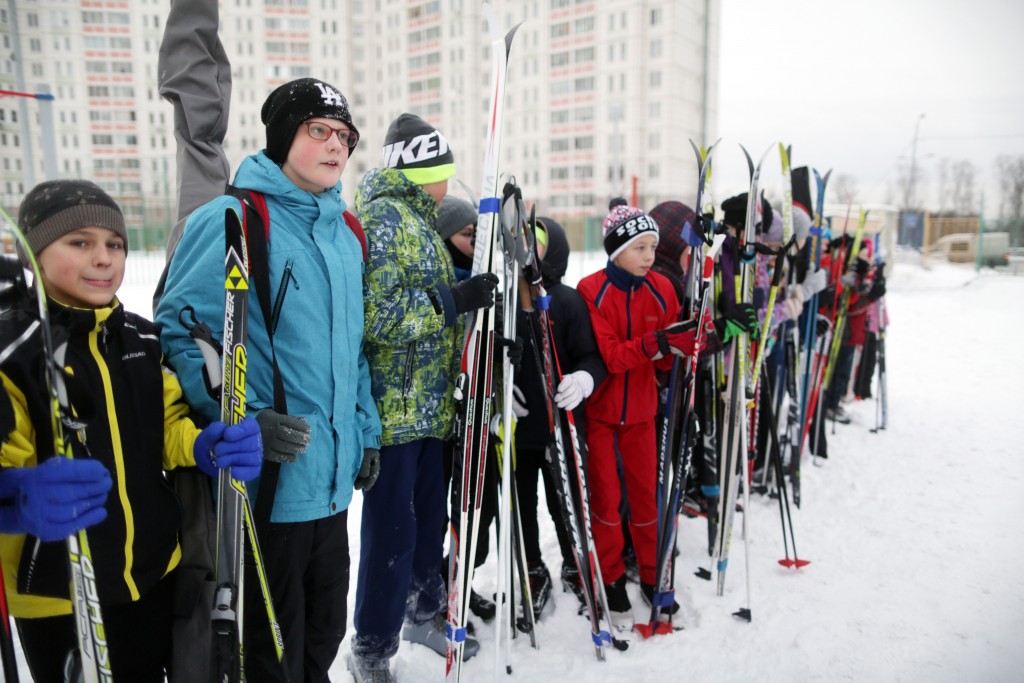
top-left (18, 180), bottom-right (127, 256)
top-left (436, 196), bottom-right (477, 241)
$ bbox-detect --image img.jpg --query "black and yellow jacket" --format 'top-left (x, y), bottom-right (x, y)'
top-left (0, 298), bottom-right (200, 618)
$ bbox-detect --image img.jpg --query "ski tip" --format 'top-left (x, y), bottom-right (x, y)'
top-left (733, 607), bottom-right (752, 622)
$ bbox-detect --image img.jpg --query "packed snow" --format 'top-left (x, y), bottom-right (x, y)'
top-left (11, 254), bottom-right (1023, 682)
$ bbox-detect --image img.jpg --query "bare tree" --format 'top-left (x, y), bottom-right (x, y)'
top-left (950, 160), bottom-right (976, 215)
top-left (996, 155), bottom-right (1024, 218)
top-left (833, 173), bottom-right (858, 205)
top-left (934, 158), bottom-right (951, 214)
top-left (896, 159), bottom-right (928, 211)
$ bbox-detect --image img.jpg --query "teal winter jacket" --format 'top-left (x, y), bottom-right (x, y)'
top-left (156, 152), bottom-right (382, 522)
top-left (356, 168), bottom-right (463, 446)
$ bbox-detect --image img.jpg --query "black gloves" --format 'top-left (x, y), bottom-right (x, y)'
top-left (354, 448), bottom-right (380, 491)
top-left (255, 409), bottom-right (311, 463)
top-left (714, 302), bottom-right (759, 344)
top-left (450, 273), bottom-right (499, 315)
top-left (495, 335), bottom-right (523, 366)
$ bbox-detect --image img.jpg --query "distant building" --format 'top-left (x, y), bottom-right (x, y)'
top-left (1, 0), bottom-right (718, 249)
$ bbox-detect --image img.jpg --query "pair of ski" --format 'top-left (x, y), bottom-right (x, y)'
top-left (637, 140), bottom-right (725, 639)
top-left (1, 209), bottom-right (111, 683)
top-left (444, 9), bottom-right (521, 682)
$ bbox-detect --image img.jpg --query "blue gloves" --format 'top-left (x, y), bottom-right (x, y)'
top-left (193, 417), bottom-right (263, 482)
top-left (0, 458), bottom-right (112, 542)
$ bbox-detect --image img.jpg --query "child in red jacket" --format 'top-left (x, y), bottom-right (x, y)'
top-left (578, 200), bottom-right (753, 623)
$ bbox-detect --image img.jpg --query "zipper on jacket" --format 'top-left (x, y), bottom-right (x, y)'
top-left (270, 259), bottom-right (298, 335)
top-left (402, 341), bottom-right (416, 414)
top-left (620, 286), bottom-right (632, 425)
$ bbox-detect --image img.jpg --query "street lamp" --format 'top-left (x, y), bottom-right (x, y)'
top-left (906, 113), bottom-right (926, 210)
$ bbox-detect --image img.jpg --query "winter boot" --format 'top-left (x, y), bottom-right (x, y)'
top-left (469, 589), bottom-right (496, 622)
top-left (347, 654), bottom-right (396, 683)
top-left (527, 563), bottom-right (552, 620)
top-left (603, 574), bottom-right (632, 627)
top-left (622, 547), bottom-right (640, 584)
top-left (402, 610), bottom-right (480, 661)
top-left (825, 406), bottom-right (852, 424)
top-left (640, 582), bottom-right (680, 616)
top-left (561, 564), bottom-right (587, 612)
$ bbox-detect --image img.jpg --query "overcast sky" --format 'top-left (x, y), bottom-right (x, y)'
top-left (715, 0), bottom-right (1024, 216)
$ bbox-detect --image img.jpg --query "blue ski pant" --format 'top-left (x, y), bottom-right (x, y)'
top-left (352, 438), bottom-right (446, 664)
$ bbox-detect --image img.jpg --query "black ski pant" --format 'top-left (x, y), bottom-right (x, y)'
top-left (244, 512), bottom-right (350, 683)
top-left (442, 436), bottom-right (498, 571)
top-left (854, 333), bottom-right (878, 399)
top-left (515, 445), bottom-right (575, 570)
top-left (17, 568), bottom-right (175, 683)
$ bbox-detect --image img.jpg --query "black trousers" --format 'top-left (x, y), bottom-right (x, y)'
top-left (17, 569), bottom-right (176, 683)
top-left (515, 445), bottom-right (574, 569)
top-left (243, 512), bottom-right (349, 683)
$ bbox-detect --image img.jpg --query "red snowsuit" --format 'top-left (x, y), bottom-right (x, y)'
top-left (577, 264), bottom-right (688, 586)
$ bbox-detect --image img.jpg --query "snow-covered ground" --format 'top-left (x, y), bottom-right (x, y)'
top-left (15, 256), bottom-right (1024, 682)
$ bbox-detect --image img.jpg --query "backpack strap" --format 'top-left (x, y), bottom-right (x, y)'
top-left (343, 210), bottom-right (368, 262)
top-left (225, 184), bottom-right (286, 531)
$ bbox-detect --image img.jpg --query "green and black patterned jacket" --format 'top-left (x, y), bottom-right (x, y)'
top-left (356, 168), bottom-right (464, 446)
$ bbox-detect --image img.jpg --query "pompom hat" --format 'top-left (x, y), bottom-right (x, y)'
top-left (602, 197), bottom-right (660, 261)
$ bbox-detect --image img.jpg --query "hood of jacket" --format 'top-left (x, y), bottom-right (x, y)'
top-left (355, 167), bottom-right (439, 224)
top-left (233, 151), bottom-right (348, 230)
top-left (537, 216), bottom-right (569, 287)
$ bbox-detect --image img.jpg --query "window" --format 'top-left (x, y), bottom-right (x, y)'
top-left (550, 22), bottom-right (569, 38)
top-left (651, 8), bottom-right (662, 25)
top-left (574, 136), bottom-right (593, 151)
top-left (550, 139), bottom-right (569, 153)
top-left (550, 167), bottom-right (569, 180)
top-left (550, 52), bottom-right (569, 68)
top-left (650, 39), bottom-right (662, 58)
top-left (550, 110), bottom-right (569, 125)
top-left (650, 71), bottom-right (661, 88)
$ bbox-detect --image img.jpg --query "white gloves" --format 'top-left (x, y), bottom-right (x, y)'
top-left (554, 371), bottom-right (595, 411)
top-left (800, 267), bottom-right (828, 299)
top-left (511, 385), bottom-right (529, 418)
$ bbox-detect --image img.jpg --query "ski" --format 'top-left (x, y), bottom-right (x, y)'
top-left (446, 7), bottom-right (521, 680)
top-left (712, 143), bottom-right (774, 622)
top-left (0, 208), bottom-right (113, 682)
top-left (210, 207), bottom-right (250, 683)
top-left (637, 139), bottom-right (722, 638)
top-left (520, 210), bottom-right (625, 659)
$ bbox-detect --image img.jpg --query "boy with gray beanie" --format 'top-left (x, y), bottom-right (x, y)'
top-left (2, 179), bottom-right (262, 681)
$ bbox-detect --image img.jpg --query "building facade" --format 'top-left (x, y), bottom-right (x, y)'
top-left (1, 0), bottom-right (718, 250)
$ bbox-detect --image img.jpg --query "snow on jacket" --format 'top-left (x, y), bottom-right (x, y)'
top-left (156, 151), bottom-right (381, 523)
top-left (1, 299), bottom-right (198, 617)
top-left (356, 167), bottom-right (463, 446)
top-left (577, 262), bottom-right (680, 426)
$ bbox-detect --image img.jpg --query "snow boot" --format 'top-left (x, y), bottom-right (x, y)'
top-left (469, 589), bottom-right (496, 622)
top-left (527, 563), bottom-right (552, 619)
top-left (640, 582), bottom-right (680, 616)
top-left (603, 575), bottom-right (632, 629)
top-left (561, 564), bottom-right (587, 612)
top-left (347, 654), bottom-right (396, 683)
top-left (402, 610), bottom-right (480, 661)
top-left (825, 406), bottom-right (851, 424)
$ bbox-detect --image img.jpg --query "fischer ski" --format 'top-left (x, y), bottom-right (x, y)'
top-left (210, 207), bottom-right (250, 683)
top-left (446, 7), bottom-right (521, 681)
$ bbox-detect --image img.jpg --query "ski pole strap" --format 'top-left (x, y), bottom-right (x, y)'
top-left (230, 189), bottom-right (289, 531)
top-left (701, 484), bottom-right (720, 497)
top-left (593, 630), bottom-right (612, 647)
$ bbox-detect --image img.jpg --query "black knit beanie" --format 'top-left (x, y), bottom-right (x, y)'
top-left (382, 113), bottom-right (455, 184)
top-left (18, 180), bottom-right (127, 256)
top-left (261, 78), bottom-right (359, 164)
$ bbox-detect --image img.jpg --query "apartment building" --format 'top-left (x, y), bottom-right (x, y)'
top-left (1, 0), bottom-right (717, 249)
